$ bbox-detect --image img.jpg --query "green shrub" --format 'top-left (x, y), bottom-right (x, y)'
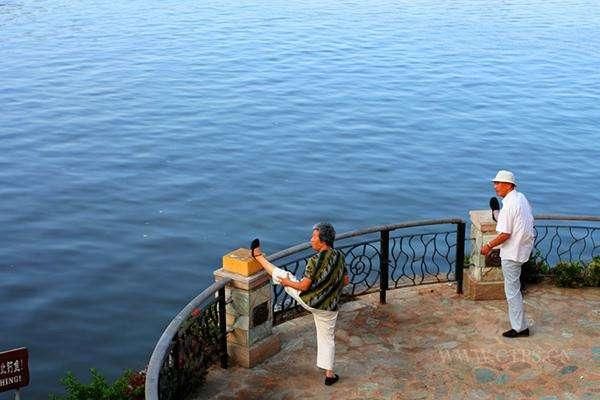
top-left (520, 250), bottom-right (549, 289)
top-left (584, 256), bottom-right (600, 287)
top-left (552, 261), bottom-right (584, 288)
top-left (49, 369), bottom-right (145, 400)
top-left (464, 255), bottom-right (471, 267)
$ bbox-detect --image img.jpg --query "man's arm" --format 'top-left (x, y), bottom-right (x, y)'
top-left (480, 232), bottom-right (511, 255)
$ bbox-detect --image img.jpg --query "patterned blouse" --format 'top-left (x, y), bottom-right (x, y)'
top-left (300, 248), bottom-right (347, 311)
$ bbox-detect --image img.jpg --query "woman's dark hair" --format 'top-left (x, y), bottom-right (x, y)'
top-left (313, 222), bottom-right (336, 247)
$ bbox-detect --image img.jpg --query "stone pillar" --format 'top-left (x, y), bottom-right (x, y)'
top-left (213, 248), bottom-right (280, 368)
top-left (464, 210), bottom-right (506, 300)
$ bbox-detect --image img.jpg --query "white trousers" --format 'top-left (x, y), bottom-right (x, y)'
top-left (501, 259), bottom-right (528, 332)
top-left (272, 266), bottom-right (338, 370)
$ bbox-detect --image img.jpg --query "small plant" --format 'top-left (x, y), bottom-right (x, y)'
top-left (583, 256), bottom-right (600, 287)
top-left (552, 261), bottom-right (584, 288)
top-left (463, 255), bottom-right (471, 267)
top-left (49, 368), bottom-right (145, 400)
top-left (124, 369), bottom-right (145, 400)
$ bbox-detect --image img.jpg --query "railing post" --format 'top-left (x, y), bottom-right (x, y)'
top-left (380, 230), bottom-right (389, 304)
top-left (455, 222), bottom-right (465, 294)
top-left (217, 286), bottom-right (228, 369)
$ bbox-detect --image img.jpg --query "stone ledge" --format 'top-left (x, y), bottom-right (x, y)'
top-left (227, 333), bottom-right (281, 368)
top-left (464, 273), bottom-right (506, 300)
top-left (214, 268), bottom-right (270, 290)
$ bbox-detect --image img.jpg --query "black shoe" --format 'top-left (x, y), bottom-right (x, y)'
top-left (324, 374), bottom-right (339, 386)
top-left (502, 328), bottom-right (529, 338)
top-left (250, 238), bottom-right (261, 258)
top-left (489, 197), bottom-right (500, 221)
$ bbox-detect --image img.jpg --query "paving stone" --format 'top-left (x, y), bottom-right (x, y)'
top-left (592, 346), bottom-right (600, 362)
top-left (348, 335), bottom-right (364, 347)
top-left (495, 373), bottom-right (509, 385)
top-left (438, 340), bottom-right (459, 350)
top-left (559, 365), bottom-right (578, 375)
top-left (474, 367), bottom-right (496, 383)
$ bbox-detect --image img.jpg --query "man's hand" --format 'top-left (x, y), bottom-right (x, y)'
top-left (343, 274), bottom-right (350, 286)
top-left (481, 233), bottom-right (511, 256)
top-left (480, 243), bottom-right (492, 256)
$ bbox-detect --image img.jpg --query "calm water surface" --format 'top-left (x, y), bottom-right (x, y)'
top-left (1, 0), bottom-right (599, 397)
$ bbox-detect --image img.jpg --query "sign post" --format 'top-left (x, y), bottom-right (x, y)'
top-left (0, 348), bottom-right (29, 399)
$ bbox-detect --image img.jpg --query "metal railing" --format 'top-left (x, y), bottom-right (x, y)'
top-left (533, 214), bottom-right (600, 266)
top-left (145, 278), bottom-right (231, 400)
top-left (268, 218), bottom-right (466, 325)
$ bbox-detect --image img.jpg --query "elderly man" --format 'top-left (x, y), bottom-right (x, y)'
top-left (481, 170), bottom-right (535, 338)
top-left (251, 222), bottom-right (349, 385)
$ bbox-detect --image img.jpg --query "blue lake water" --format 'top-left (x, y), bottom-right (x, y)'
top-left (1, 0), bottom-right (599, 397)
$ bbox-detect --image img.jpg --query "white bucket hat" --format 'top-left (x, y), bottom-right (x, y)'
top-left (492, 170), bottom-right (516, 185)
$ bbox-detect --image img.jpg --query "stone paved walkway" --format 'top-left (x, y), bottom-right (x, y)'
top-left (202, 282), bottom-right (600, 400)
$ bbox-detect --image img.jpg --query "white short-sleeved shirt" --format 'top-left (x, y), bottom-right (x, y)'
top-left (496, 189), bottom-right (535, 263)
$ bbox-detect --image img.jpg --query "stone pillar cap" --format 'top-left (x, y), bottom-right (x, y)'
top-left (222, 248), bottom-right (263, 276)
top-left (469, 210), bottom-right (498, 233)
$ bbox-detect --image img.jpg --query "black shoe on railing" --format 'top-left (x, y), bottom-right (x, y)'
top-left (250, 238), bottom-right (262, 258)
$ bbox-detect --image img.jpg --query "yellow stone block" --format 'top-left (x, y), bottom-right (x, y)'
top-left (223, 248), bottom-right (262, 276)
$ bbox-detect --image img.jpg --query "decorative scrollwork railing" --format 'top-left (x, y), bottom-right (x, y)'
top-left (267, 215), bottom-right (600, 325)
top-left (268, 219), bottom-right (466, 326)
top-left (145, 278), bottom-right (231, 400)
top-left (533, 214), bottom-right (600, 266)
top-left (388, 230), bottom-right (460, 287)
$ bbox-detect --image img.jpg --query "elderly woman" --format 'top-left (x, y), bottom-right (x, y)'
top-left (251, 222), bottom-right (349, 386)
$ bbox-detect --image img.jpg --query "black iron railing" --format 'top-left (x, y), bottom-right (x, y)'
top-left (145, 279), bottom-right (230, 400)
top-left (268, 219), bottom-right (466, 326)
top-left (533, 214), bottom-right (600, 266)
